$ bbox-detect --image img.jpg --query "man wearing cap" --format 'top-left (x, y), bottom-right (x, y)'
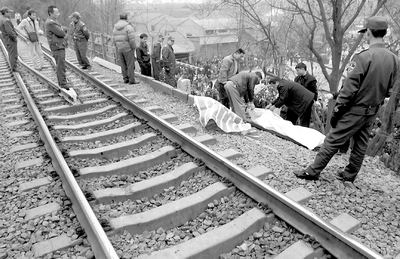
top-left (45, 5), bottom-right (70, 90)
top-left (69, 12), bottom-right (91, 69)
top-left (112, 13), bottom-right (139, 84)
top-left (17, 9), bottom-right (44, 70)
top-left (162, 36), bottom-right (176, 87)
top-left (294, 62), bottom-right (318, 127)
top-left (0, 7), bottom-right (18, 71)
top-left (294, 16), bottom-right (398, 183)
top-left (136, 33), bottom-right (151, 76)
top-left (151, 34), bottom-right (164, 80)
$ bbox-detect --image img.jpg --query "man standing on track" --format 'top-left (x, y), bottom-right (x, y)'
top-left (69, 12), bottom-right (91, 69)
top-left (45, 5), bottom-right (75, 97)
top-left (293, 16), bottom-right (398, 183)
top-left (215, 49), bottom-right (245, 108)
top-left (151, 34), bottom-right (163, 80)
top-left (112, 13), bottom-right (139, 85)
top-left (0, 7), bottom-right (18, 72)
top-left (17, 9), bottom-right (44, 70)
top-left (136, 33), bottom-right (151, 76)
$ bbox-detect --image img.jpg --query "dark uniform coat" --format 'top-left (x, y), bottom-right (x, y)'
top-left (151, 41), bottom-right (162, 80)
top-left (294, 73), bottom-right (318, 100)
top-left (306, 42), bottom-right (398, 180)
top-left (137, 41), bottom-right (151, 76)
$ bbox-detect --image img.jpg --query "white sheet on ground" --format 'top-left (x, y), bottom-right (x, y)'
top-left (193, 96), bottom-right (325, 150)
top-left (249, 108), bottom-right (325, 150)
top-left (193, 96), bottom-right (252, 132)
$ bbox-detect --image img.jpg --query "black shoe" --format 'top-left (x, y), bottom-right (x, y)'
top-left (129, 81), bottom-right (140, 84)
top-left (293, 170), bottom-right (319, 180)
top-left (81, 65), bottom-right (91, 70)
top-left (124, 80), bottom-right (129, 83)
top-left (335, 171), bottom-right (355, 183)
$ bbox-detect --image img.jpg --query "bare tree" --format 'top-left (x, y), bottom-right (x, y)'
top-left (276, 0), bottom-right (388, 93)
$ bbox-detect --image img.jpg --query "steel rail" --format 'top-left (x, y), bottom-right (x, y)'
top-left (0, 39), bottom-right (118, 259)
top-left (39, 43), bottom-right (384, 258)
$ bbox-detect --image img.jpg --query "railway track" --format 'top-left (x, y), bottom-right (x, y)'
top-left (0, 35), bottom-right (385, 258)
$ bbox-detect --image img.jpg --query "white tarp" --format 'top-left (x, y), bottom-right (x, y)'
top-left (193, 96), bottom-right (325, 150)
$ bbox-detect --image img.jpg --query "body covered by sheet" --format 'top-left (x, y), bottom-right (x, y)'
top-left (193, 96), bottom-right (325, 150)
top-left (249, 108), bottom-right (325, 150)
top-left (193, 96), bottom-right (252, 133)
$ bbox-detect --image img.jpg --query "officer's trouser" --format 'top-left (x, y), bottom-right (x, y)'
top-left (74, 39), bottom-right (90, 67)
top-left (118, 49), bottom-right (136, 83)
top-left (152, 59), bottom-right (161, 80)
top-left (215, 81), bottom-right (230, 109)
top-left (306, 111), bottom-right (376, 180)
top-left (52, 49), bottom-right (67, 88)
top-left (299, 101), bottom-right (313, 127)
top-left (6, 41), bottom-right (18, 71)
top-left (29, 41), bottom-right (44, 69)
top-left (224, 81), bottom-right (246, 120)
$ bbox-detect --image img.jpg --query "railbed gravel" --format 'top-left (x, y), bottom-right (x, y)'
top-left (109, 190), bottom-right (256, 258)
top-left (67, 136), bottom-right (171, 168)
top-left (94, 168), bottom-right (221, 220)
top-left (89, 61), bottom-right (400, 257)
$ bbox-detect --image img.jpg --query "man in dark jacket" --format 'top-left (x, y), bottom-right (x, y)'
top-left (151, 34), bottom-right (163, 80)
top-left (162, 36), bottom-right (176, 87)
top-left (224, 71), bottom-right (262, 120)
top-left (69, 12), bottom-right (90, 69)
top-left (294, 16), bottom-right (398, 183)
top-left (45, 5), bottom-right (69, 90)
top-left (112, 13), bottom-right (138, 84)
top-left (294, 62), bottom-right (318, 127)
top-left (266, 77), bottom-right (314, 126)
top-left (215, 49), bottom-right (245, 108)
top-left (136, 33), bottom-right (151, 76)
top-left (0, 7), bottom-right (18, 71)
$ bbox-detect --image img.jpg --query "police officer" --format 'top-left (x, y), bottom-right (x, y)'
top-left (0, 7), bottom-right (18, 71)
top-left (294, 16), bottom-right (398, 183)
top-left (162, 36), bottom-right (176, 87)
top-left (136, 33), bottom-right (151, 76)
top-left (69, 12), bottom-right (91, 69)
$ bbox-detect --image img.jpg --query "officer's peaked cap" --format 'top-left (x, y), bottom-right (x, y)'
top-left (358, 16), bottom-right (388, 33)
top-left (69, 12), bottom-right (81, 19)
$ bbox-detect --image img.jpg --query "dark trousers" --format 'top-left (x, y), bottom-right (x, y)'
top-left (118, 49), bottom-right (136, 83)
top-left (6, 41), bottom-right (18, 71)
top-left (139, 62), bottom-right (151, 76)
top-left (52, 49), bottom-right (67, 88)
top-left (286, 101), bottom-right (313, 127)
top-left (165, 69), bottom-right (176, 87)
top-left (152, 59), bottom-right (161, 80)
top-left (306, 112), bottom-right (376, 180)
top-left (215, 81), bottom-right (230, 108)
top-left (74, 40), bottom-right (90, 67)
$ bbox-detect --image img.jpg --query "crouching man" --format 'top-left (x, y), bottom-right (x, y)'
top-left (224, 71), bottom-right (262, 121)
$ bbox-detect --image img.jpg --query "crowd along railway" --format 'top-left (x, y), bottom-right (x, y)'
top-left (0, 33), bottom-right (389, 258)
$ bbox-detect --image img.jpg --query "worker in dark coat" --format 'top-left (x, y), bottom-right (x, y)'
top-left (162, 36), bottom-right (176, 87)
top-left (266, 78), bottom-right (314, 126)
top-left (0, 7), bottom-right (18, 71)
top-left (136, 33), bottom-right (151, 76)
top-left (45, 5), bottom-right (69, 89)
top-left (224, 71), bottom-right (262, 120)
top-left (215, 49), bottom-right (245, 108)
top-left (151, 34), bottom-right (163, 80)
top-left (69, 12), bottom-right (91, 69)
top-left (294, 16), bottom-right (398, 183)
top-left (294, 62), bottom-right (318, 127)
